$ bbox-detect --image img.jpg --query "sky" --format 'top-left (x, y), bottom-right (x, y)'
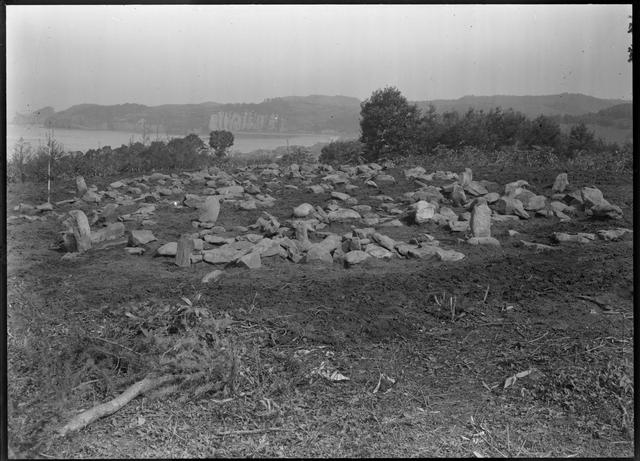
top-left (6, 4), bottom-right (633, 115)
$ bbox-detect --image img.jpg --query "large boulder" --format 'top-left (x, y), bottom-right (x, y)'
top-left (581, 187), bottom-right (606, 208)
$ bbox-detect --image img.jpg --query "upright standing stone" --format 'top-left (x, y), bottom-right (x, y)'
top-left (460, 168), bottom-right (473, 186)
top-left (199, 196), bottom-right (220, 223)
top-left (67, 210), bottom-right (92, 253)
top-left (175, 234), bottom-right (195, 267)
top-left (470, 201), bottom-right (492, 237)
top-left (76, 176), bottom-right (88, 196)
top-left (552, 173), bottom-right (569, 193)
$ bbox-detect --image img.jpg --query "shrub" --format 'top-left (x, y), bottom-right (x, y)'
top-left (208, 130), bottom-right (234, 158)
top-left (277, 146), bottom-right (315, 166)
top-left (319, 139), bottom-right (364, 164)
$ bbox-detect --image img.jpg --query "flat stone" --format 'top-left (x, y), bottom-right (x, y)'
top-left (331, 191), bottom-right (351, 201)
top-left (90, 222), bottom-right (125, 244)
top-left (371, 232), bottom-right (395, 251)
top-left (203, 246), bottom-right (242, 265)
top-left (436, 248), bottom-right (465, 262)
top-left (36, 202), bottom-right (54, 212)
top-left (596, 228), bottom-right (632, 241)
top-left (581, 187), bottom-right (605, 208)
top-left (494, 197), bottom-right (529, 219)
top-left (589, 203), bottom-right (623, 220)
top-left (157, 242), bottom-right (178, 256)
top-left (81, 190), bottom-right (101, 203)
top-left (327, 208), bottom-right (361, 222)
top-left (378, 219), bottom-right (403, 227)
top-left (344, 250), bottom-right (370, 266)
top-left (468, 236), bottom-right (501, 246)
top-left (237, 252), bottom-right (261, 269)
top-left (552, 232), bottom-right (595, 244)
top-left (448, 220), bottom-right (470, 232)
top-left (366, 245), bottom-right (394, 259)
top-left (520, 240), bottom-right (557, 252)
top-left (129, 230), bottom-right (157, 246)
top-left (411, 200), bottom-right (437, 224)
top-left (217, 185), bottom-right (245, 197)
top-left (124, 247), bottom-right (145, 255)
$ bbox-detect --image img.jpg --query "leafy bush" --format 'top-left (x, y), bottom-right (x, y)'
top-left (319, 139), bottom-right (364, 164)
top-left (277, 146), bottom-right (315, 166)
top-left (209, 130), bottom-right (234, 157)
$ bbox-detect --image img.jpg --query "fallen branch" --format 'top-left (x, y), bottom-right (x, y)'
top-left (59, 374), bottom-right (176, 436)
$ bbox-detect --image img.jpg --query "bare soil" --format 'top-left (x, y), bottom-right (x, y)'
top-left (6, 163), bottom-right (634, 458)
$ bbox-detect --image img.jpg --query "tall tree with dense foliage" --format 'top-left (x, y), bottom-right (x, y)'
top-left (208, 130), bottom-right (234, 157)
top-left (359, 87), bottom-right (422, 160)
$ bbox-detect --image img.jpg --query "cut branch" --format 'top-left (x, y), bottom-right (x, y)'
top-left (59, 374), bottom-right (176, 436)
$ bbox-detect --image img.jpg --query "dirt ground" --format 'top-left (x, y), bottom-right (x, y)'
top-left (6, 163), bottom-right (634, 458)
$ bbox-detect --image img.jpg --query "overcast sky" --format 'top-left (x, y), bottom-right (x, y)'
top-left (6, 4), bottom-right (633, 115)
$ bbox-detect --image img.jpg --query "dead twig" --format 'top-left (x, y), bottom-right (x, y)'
top-left (212, 427), bottom-right (290, 437)
top-left (90, 336), bottom-right (142, 356)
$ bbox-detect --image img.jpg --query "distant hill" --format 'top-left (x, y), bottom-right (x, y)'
top-left (11, 93), bottom-right (629, 138)
top-left (550, 102), bottom-right (633, 145)
top-left (413, 93), bottom-right (630, 118)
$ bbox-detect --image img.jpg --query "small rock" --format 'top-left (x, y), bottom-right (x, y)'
top-left (467, 236), bottom-right (501, 246)
top-left (327, 208), bottom-right (361, 222)
top-left (596, 228), bottom-right (632, 241)
top-left (81, 190), bottom-right (101, 203)
top-left (202, 270), bottom-right (224, 284)
top-left (293, 203), bottom-right (315, 217)
top-left (331, 191), bottom-right (351, 201)
top-left (589, 203), bottom-right (623, 220)
top-left (237, 252), bottom-right (261, 269)
top-left (90, 222), bottom-right (125, 244)
top-left (581, 187), bottom-right (605, 208)
top-left (124, 247), bottom-right (145, 255)
top-left (129, 230), bottom-right (157, 246)
top-left (552, 232), bottom-right (596, 244)
top-left (36, 202), bottom-right (54, 212)
top-left (494, 197), bottom-right (529, 219)
top-left (157, 242), bottom-right (178, 256)
top-left (344, 250), bottom-right (370, 266)
top-left (436, 249), bottom-right (465, 262)
top-left (552, 173), bottom-right (569, 193)
top-left (520, 240), bottom-right (557, 252)
top-left (371, 232), bottom-right (395, 251)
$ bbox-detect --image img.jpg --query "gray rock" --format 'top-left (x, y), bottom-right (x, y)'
top-left (552, 232), bottom-right (595, 244)
top-left (308, 185), bottom-right (326, 194)
top-left (90, 222), bottom-right (125, 244)
top-left (504, 180), bottom-right (529, 196)
top-left (203, 246), bottom-right (242, 265)
top-left (237, 252), bottom-right (261, 269)
top-left (520, 240), bottom-right (558, 252)
top-left (460, 168), bottom-right (473, 186)
top-left (129, 230), bottom-right (157, 246)
top-left (327, 208), bottom-right (361, 222)
top-left (76, 176), bottom-right (88, 196)
top-left (305, 244), bottom-right (334, 264)
top-left (436, 248), bottom-right (465, 262)
top-left (448, 220), bottom-right (470, 232)
top-left (411, 200), bottom-right (437, 224)
top-left (36, 202), bottom-right (54, 212)
top-left (494, 197), bottom-right (530, 219)
top-left (331, 191), bottom-right (351, 201)
top-left (365, 245), bottom-right (394, 259)
top-left (199, 196), bottom-right (221, 223)
top-left (378, 219), bottom-right (404, 227)
top-left (372, 232), bottom-right (395, 251)
top-left (596, 228), bottom-right (632, 241)
top-left (157, 242), bottom-right (178, 256)
top-left (450, 184), bottom-right (467, 206)
top-left (464, 181), bottom-right (488, 196)
top-left (484, 192), bottom-right (500, 204)
top-left (470, 202), bottom-right (492, 237)
top-left (344, 250), bottom-right (370, 266)
top-left (293, 203), bottom-right (315, 217)
top-left (202, 270), bottom-right (224, 284)
top-left (124, 247), bottom-right (145, 255)
top-left (589, 203), bottom-right (623, 220)
top-left (65, 210), bottom-right (92, 253)
top-left (552, 173), bottom-right (569, 193)
top-left (467, 236), bottom-right (501, 246)
top-left (81, 190), bottom-right (101, 203)
top-left (176, 235), bottom-right (195, 267)
top-left (217, 185), bottom-right (245, 197)
top-left (581, 187), bottom-right (605, 208)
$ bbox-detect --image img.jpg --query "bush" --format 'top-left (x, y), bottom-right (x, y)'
top-left (319, 139), bottom-right (364, 165)
top-left (277, 146), bottom-right (315, 166)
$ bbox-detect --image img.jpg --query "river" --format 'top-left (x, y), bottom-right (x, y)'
top-left (6, 124), bottom-right (348, 158)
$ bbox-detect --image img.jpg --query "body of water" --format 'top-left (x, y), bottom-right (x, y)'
top-left (6, 124), bottom-right (345, 158)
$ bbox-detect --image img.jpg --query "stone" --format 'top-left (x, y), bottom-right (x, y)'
top-left (491, 214), bottom-right (521, 223)
top-left (305, 244), bottom-right (334, 264)
top-left (552, 232), bottom-right (595, 244)
top-left (81, 190), bottom-right (101, 203)
top-left (520, 194), bottom-right (547, 211)
top-left (375, 174), bottom-right (395, 183)
top-left (203, 246), bottom-right (242, 265)
top-left (504, 180), bottom-right (529, 196)
top-left (378, 219), bottom-right (404, 227)
top-left (217, 185), bottom-right (245, 197)
top-left (552, 173), bottom-right (569, 193)
top-left (448, 220), bottom-right (470, 232)
top-left (202, 270), bottom-right (224, 284)
top-left (157, 242), bottom-right (178, 256)
top-left (238, 200), bottom-right (257, 211)
top-left (36, 202), bottom-right (54, 212)
top-left (175, 235), bottom-right (195, 267)
top-left (366, 245), bottom-right (394, 259)
top-left (237, 252), bottom-right (261, 269)
top-left (467, 236), bottom-right (501, 246)
top-left (596, 228), bottom-right (632, 241)
top-left (308, 185), bottom-right (326, 194)
top-left (65, 210), bottom-right (92, 253)
top-left (331, 191), bottom-right (351, 201)
top-left (124, 247), bottom-right (145, 255)
top-left (484, 192), bottom-right (500, 204)
top-left (293, 203), bottom-right (315, 217)
top-left (460, 168), bottom-right (473, 186)
top-left (204, 235), bottom-right (231, 245)
top-left (90, 222), bottom-right (125, 244)
top-left (253, 238), bottom-right (285, 258)
top-left (520, 240), bottom-right (558, 252)
top-left (76, 176), bottom-right (88, 196)
top-left (411, 200), bottom-right (437, 224)
top-left (199, 196), bottom-right (221, 223)
top-left (327, 208), bottom-right (361, 222)
top-left (470, 202), bottom-right (492, 238)
top-left (589, 204), bottom-right (623, 220)
top-left (371, 232), bottom-right (395, 251)
top-left (344, 250), bottom-right (370, 266)
top-left (365, 180), bottom-right (378, 188)
top-left (129, 230), bottom-right (157, 246)
top-left (436, 248), bottom-right (465, 262)
top-left (507, 229), bottom-right (520, 237)
top-left (406, 245), bottom-right (441, 260)
top-left (293, 221), bottom-right (312, 248)
top-left (404, 166), bottom-right (427, 179)
top-left (443, 184), bottom-right (465, 207)
top-left (109, 180), bottom-right (125, 189)
top-left (494, 197), bottom-right (529, 219)
top-left (464, 181), bottom-right (488, 196)
top-left (581, 187), bottom-right (605, 208)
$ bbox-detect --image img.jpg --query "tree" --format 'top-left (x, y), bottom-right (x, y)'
top-left (359, 87), bottom-right (422, 160)
top-left (208, 130), bottom-right (234, 157)
top-left (520, 115), bottom-right (562, 151)
top-left (566, 122), bottom-right (596, 155)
